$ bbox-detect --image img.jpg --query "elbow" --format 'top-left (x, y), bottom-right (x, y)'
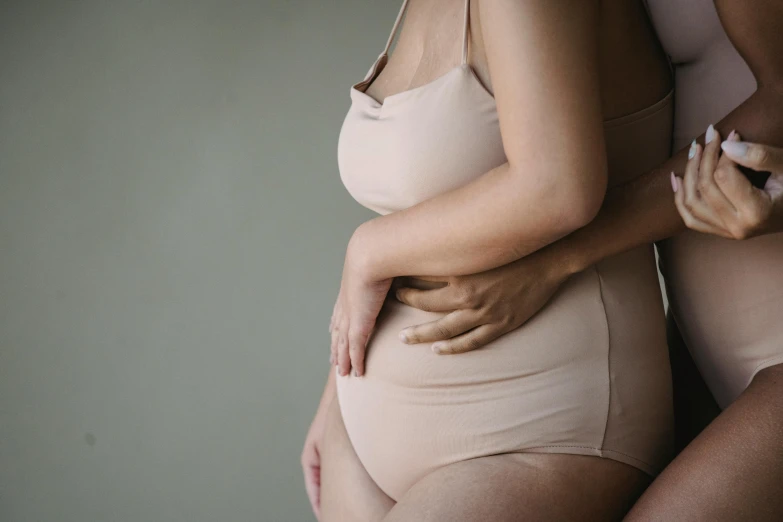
top-left (507, 147), bottom-right (608, 235)
top-left (571, 180), bottom-right (605, 228)
top-left (548, 168), bottom-right (607, 234)
top-left (558, 192), bottom-right (602, 233)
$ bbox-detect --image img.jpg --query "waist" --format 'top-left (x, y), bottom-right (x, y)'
top-left (366, 269), bottom-right (607, 389)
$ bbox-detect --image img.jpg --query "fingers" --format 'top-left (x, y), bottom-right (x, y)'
top-left (716, 129), bottom-right (739, 169)
top-left (302, 446), bottom-right (322, 520)
top-left (722, 139), bottom-right (783, 173)
top-left (430, 324), bottom-right (504, 355)
top-left (673, 170), bottom-right (720, 234)
top-left (699, 125), bottom-right (722, 187)
top-left (348, 326), bottom-right (369, 377)
top-left (695, 126), bottom-right (737, 228)
top-left (674, 129), bottom-right (775, 239)
top-left (714, 161), bottom-right (773, 239)
top-left (329, 297), bottom-right (343, 365)
top-left (673, 128), bottom-right (735, 237)
top-left (682, 134), bottom-right (732, 230)
top-left (399, 309), bottom-right (478, 344)
top-left (682, 139), bottom-right (701, 206)
top-left (336, 324), bottom-right (351, 377)
top-left (330, 314), bottom-right (339, 368)
top-left (332, 319), bottom-right (369, 378)
top-left (395, 285), bottom-right (463, 312)
top-left (697, 126), bottom-right (732, 210)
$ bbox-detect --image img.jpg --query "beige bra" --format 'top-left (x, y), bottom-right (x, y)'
top-left (337, 0), bottom-right (506, 216)
top-left (337, 0), bottom-right (674, 215)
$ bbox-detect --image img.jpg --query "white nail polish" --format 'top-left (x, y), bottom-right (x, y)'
top-left (721, 141), bottom-right (749, 158)
top-left (705, 124), bottom-right (716, 144)
top-left (688, 140), bottom-right (698, 159)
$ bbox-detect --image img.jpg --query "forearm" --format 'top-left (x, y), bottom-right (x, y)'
top-left (356, 158), bottom-right (604, 280)
top-left (346, 0), bottom-right (606, 282)
top-left (545, 86), bottom-right (783, 277)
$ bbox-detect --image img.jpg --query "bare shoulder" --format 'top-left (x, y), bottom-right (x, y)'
top-left (471, 0), bottom-right (671, 119)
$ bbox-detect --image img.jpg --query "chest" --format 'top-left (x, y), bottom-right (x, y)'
top-left (644, 0), bottom-right (726, 63)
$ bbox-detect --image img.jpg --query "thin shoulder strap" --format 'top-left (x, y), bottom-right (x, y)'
top-left (381, 0), bottom-right (411, 56)
top-left (462, 0), bottom-right (471, 64)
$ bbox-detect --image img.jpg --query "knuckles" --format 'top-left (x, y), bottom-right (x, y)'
top-left (680, 210), bottom-right (697, 228)
top-left (454, 285), bottom-right (477, 308)
top-left (728, 208), bottom-right (764, 239)
top-left (748, 146), bottom-right (769, 167)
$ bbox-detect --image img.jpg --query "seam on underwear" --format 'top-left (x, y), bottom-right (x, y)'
top-left (522, 445), bottom-right (655, 469)
top-left (603, 90), bottom-right (674, 128)
top-left (594, 264), bottom-right (612, 453)
top-left (746, 354), bottom-right (783, 391)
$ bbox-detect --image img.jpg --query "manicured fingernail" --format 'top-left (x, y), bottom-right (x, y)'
top-left (670, 172), bottom-right (678, 193)
top-left (688, 140), bottom-right (698, 159)
top-left (705, 124), bottom-right (716, 144)
top-left (721, 141), bottom-right (748, 157)
top-left (431, 342), bottom-right (444, 353)
top-left (727, 130), bottom-right (737, 141)
top-left (398, 331), bottom-right (408, 343)
top-left (731, 131), bottom-right (741, 142)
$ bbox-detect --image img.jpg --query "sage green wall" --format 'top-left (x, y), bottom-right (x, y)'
top-left (0, 1), bottom-right (397, 520)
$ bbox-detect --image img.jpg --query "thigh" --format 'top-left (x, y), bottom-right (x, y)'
top-left (320, 397), bottom-right (395, 522)
top-left (384, 453), bottom-right (651, 522)
top-left (667, 312), bottom-right (721, 452)
top-left (626, 362), bottom-right (783, 521)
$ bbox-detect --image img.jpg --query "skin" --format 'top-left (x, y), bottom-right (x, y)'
top-left (320, 397), bottom-right (649, 522)
top-left (390, 0), bottom-right (783, 519)
top-left (674, 132), bottom-right (783, 239)
top-left (625, 364), bottom-right (783, 521)
top-left (329, 0), bottom-right (608, 378)
top-left (328, 0), bottom-right (673, 377)
top-left (305, 0), bottom-right (672, 519)
top-left (301, 370), bottom-right (336, 521)
top-left (394, 0), bottom-right (783, 355)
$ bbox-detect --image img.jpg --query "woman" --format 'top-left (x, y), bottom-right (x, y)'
top-left (303, 0), bottom-right (676, 520)
top-left (391, 0), bottom-right (783, 519)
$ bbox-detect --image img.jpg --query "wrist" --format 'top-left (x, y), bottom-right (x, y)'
top-left (538, 235), bottom-right (589, 282)
top-left (347, 219), bottom-right (386, 281)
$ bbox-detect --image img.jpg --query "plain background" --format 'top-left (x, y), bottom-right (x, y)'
top-left (0, 1), bottom-right (398, 520)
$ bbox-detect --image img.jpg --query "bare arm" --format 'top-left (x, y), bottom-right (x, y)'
top-left (330, 0), bottom-right (609, 376)
top-left (540, 0), bottom-right (783, 279)
top-left (352, 0), bottom-right (607, 280)
top-left (393, 0), bottom-right (783, 355)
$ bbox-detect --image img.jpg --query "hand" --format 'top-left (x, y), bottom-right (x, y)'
top-left (394, 248), bottom-right (570, 354)
top-left (672, 125), bottom-right (783, 239)
top-left (301, 397), bottom-right (329, 521)
top-left (329, 226), bottom-right (393, 377)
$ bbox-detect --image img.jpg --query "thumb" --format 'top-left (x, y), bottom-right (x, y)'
top-left (721, 141), bottom-right (783, 173)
